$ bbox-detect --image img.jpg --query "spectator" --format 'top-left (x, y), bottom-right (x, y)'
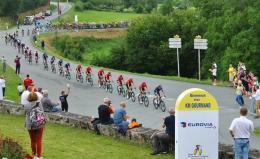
top-left (41, 90), bottom-right (60, 112)
top-left (21, 86), bottom-right (32, 106)
top-left (113, 102), bottom-right (129, 133)
top-left (98, 97), bottom-right (114, 125)
top-left (41, 40), bottom-right (45, 49)
top-left (229, 107), bottom-right (254, 159)
top-left (128, 118), bottom-right (141, 129)
top-left (17, 83), bottom-right (24, 96)
top-left (235, 80), bottom-right (244, 106)
top-left (252, 85), bottom-right (260, 118)
top-left (23, 74), bottom-right (33, 90)
top-left (2, 56), bottom-right (6, 73)
top-left (228, 64), bottom-right (235, 86)
top-left (151, 108), bottom-right (175, 155)
top-left (14, 55), bottom-right (21, 74)
top-left (25, 92), bottom-right (45, 159)
top-left (0, 76), bottom-right (6, 98)
top-left (209, 65), bottom-right (217, 86)
top-left (59, 84), bottom-right (70, 112)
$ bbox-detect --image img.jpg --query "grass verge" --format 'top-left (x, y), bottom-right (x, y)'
top-left (255, 128), bottom-right (260, 136)
top-left (0, 113), bottom-right (172, 159)
top-left (55, 8), bottom-right (145, 23)
top-left (0, 63), bottom-right (21, 102)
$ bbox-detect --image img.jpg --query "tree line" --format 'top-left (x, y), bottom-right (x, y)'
top-left (0, 0), bottom-right (49, 19)
top-left (96, 0), bottom-right (260, 80)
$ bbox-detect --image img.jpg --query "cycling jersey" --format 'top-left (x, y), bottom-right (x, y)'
top-left (58, 60), bottom-right (63, 66)
top-left (35, 52), bottom-right (38, 57)
top-left (105, 73), bottom-right (111, 81)
top-left (139, 82), bottom-right (147, 92)
top-left (126, 79), bottom-right (133, 89)
top-left (117, 75), bottom-right (124, 85)
top-left (86, 66), bottom-right (92, 74)
top-left (50, 57), bottom-right (55, 64)
top-left (65, 63), bottom-right (70, 70)
top-left (154, 86), bottom-right (163, 96)
top-left (76, 65), bottom-right (82, 72)
top-left (43, 54), bottom-right (48, 60)
top-left (98, 69), bottom-right (104, 76)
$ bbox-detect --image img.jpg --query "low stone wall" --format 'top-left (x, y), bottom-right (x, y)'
top-left (1, 100), bottom-right (260, 159)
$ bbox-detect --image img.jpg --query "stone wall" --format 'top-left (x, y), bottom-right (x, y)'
top-left (1, 100), bottom-right (260, 159)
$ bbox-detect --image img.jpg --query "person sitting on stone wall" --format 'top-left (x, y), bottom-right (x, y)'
top-left (41, 90), bottom-right (60, 112)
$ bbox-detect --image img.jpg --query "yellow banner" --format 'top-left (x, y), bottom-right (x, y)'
top-left (176, 88), bottom-right (219, 111)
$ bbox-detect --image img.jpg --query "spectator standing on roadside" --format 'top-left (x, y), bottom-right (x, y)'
top-left (23, 75), bottom-right (33, 90)
top-left (25, 92), bottom-right (45, 159)
top-left (228, 64), bottom-right (235, 86)
top-left (41, 90), bottom-right (60, 112)
top-left (41, 40), bottom-right (45, 49)
top-left (14, 55), bottom-right (21, 74)
top-left (252, 85), bottom-right (260, 118)
top-left (229, 107), bottom-right (254, 159)
top-left (151, 108), bottom-right (175, 155)
top-left (0, 76), bottom-right (6, 98)
top-left (1, 56), bottom-right (6, 73)
top-left (236, 80), bottom-right (244, 106)
top-left (59, 84), bottom-right (70, 112)
top-left (98, 97), bottom-right (114, 125)
top-left (209, 65), bottom-right (217, 86)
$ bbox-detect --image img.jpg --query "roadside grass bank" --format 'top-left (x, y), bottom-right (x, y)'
top-left (0, 113), bottom-right (172, 159)
top-left (54, 8), bottom-right (145, 23)
top-left (255, 128), bottom-right (260, 136)
top-left (0, 63), bottom-right (21, 102)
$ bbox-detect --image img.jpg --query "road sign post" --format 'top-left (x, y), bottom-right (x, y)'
top-left (194, 35), bottom-right (208, 80)
top-left (169, 35), bottom-right (182, 77)
top-left (175, 88), bottom-right (219, 159)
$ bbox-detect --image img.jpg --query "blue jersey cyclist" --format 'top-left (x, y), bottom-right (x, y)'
top-left (58, 59), bottom-right (63, 67)
top-left (50, 56), bottom-right (56, 65)
top-left (65, 63), bottom-right (70, 71)
top-left (154, 85), bottom-right (165, 99)
top-left (42, 53), bottom-right (48, 64)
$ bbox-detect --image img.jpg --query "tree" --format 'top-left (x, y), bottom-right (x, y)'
top-left (160, 0), bottom-right (173, 15)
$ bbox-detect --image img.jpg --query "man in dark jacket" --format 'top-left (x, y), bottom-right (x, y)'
top-left (98, 97), bottom-right (114, 124)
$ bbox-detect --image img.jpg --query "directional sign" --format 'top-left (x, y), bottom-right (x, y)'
top-left (169, 38), bottom-right (182, 48)
top-left (194, 39), bottom-right (208, 50)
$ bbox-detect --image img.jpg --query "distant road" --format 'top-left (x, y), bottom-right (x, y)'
top-left (1, 2), bottom-right (260, 149)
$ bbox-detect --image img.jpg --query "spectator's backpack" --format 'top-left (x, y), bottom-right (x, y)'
top-left (29, 102), bottom-right (46, 129)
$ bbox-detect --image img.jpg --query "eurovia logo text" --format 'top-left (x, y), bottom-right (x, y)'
top-left (181, 122), bottom-right (216, 129)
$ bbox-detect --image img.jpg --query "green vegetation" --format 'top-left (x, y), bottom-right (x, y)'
top-left (57, 9), bottom-right (145, 23)
top-left (0, 137), bottom-right (26, 159)
top-left (0, 17), bottom-right (14, 30)
top-left (0, 113), bottom-right (172, 159)
top-left (255, 128), bottom-right (260, 136)
top-left (0, 63), bottom-right (21, 102)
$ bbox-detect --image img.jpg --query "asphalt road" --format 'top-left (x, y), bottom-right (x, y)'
top-left (1, 2), bottom-right (260, 149)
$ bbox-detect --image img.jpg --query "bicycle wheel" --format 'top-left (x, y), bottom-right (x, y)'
top-left (117, 86), bottom-right (121, 95)
top-left (131, 92), bottom-right (136, 102)
top-left (53, 67), bottom-right (56, 73)
top-left (80, 75), bottom-right (83, 83)
top-left (89, 78), bottom-right (93, 87)
top-left (144, 96), bottom-right (149, 107)
top-left (98, 80), bottom-right (102, 88)
top-left (67, 73), bottom-right (71, 80)
top-left (160, 101), bottom-right (166, 112)
top-left (122, 87), bottom-right (126, 97)
top-left (108, 84), bottom-right (113, 94)
top-left (138, 94), bottom-right (142, 105)
top-left (153, 98), bottom-right (159, 109)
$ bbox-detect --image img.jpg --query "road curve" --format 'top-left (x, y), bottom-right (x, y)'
top-left (1, 2), bottom-right (260, 149)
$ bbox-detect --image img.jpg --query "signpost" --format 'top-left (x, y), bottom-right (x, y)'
top-left (175, 88), bottom-right (219, 159)
top-left (169, 35), bottom-right (182, 77)
top-left (194, 35), bottom-right (208, 80)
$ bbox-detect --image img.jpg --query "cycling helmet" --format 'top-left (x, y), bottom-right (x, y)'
top-left (108, 72), bottom-right (111, 75)
top-left (129, 78), bottom-right (133, 82)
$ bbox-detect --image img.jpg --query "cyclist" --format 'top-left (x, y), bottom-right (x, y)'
top-left (139, 82), bottom-right (148, 94)
top-left (154, 85), bottom-right (165, 104)
top-left (50, 56), bottom-right (56, 65)
top-left (85, 66), bottom-right (92, 81)
top-left (76, 64), bottom-right (83, 80)
top-left (35, 51), bottom-right (39, 63)
top-left (98, 68), bottom-right (105, 85)
top-left (64, 62), bottom-right (71, 74)
top-left (42, 52), bottom-right (48, 65)
top-left (104, 72), bottom-right (112, 84)
top-left (58, 59), bottom-right (63, 73)
top-left (117, 75), bottom-right (124, 86)
top-left (24, 47), bottom-right (29, 59)
top-left (126, 78), bottom-right (134, 96)
top-left (28, 50), bottom-right (32, 63)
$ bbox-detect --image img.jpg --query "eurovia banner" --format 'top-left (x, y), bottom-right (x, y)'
top-left (175, 88), bottom-right (219, 159)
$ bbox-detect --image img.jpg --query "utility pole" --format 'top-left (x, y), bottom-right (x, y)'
top-left (57, 0), bottom-right (60, 15)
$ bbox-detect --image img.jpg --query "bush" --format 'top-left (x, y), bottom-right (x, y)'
top-left (75, 1), bottom-right (84, 11)
top-left (83, 2), bottom-right (95, 10)
top-left (0, 137), bottom-right (26, 159)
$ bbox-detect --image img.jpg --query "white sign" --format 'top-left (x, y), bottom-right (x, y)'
top-left (175, 88), bottom-right (219, 159)
top-left (169, 38), bottom-right (181, 48)
top-left (75, 15), bottom-right (78, 23)
top-left (194, 39), bottom-right (208, 50)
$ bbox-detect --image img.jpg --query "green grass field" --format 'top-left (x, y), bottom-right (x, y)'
top-left (0, 113), bottom-right (172, 159)
top-left (56, 9), bottom-right (145, 23)
top-left (255, 128), bottom-right (260, 136)
top-left (0, 63), bottom-right (21, 102)
top-left (0, 17), bottom-right (14, 30)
